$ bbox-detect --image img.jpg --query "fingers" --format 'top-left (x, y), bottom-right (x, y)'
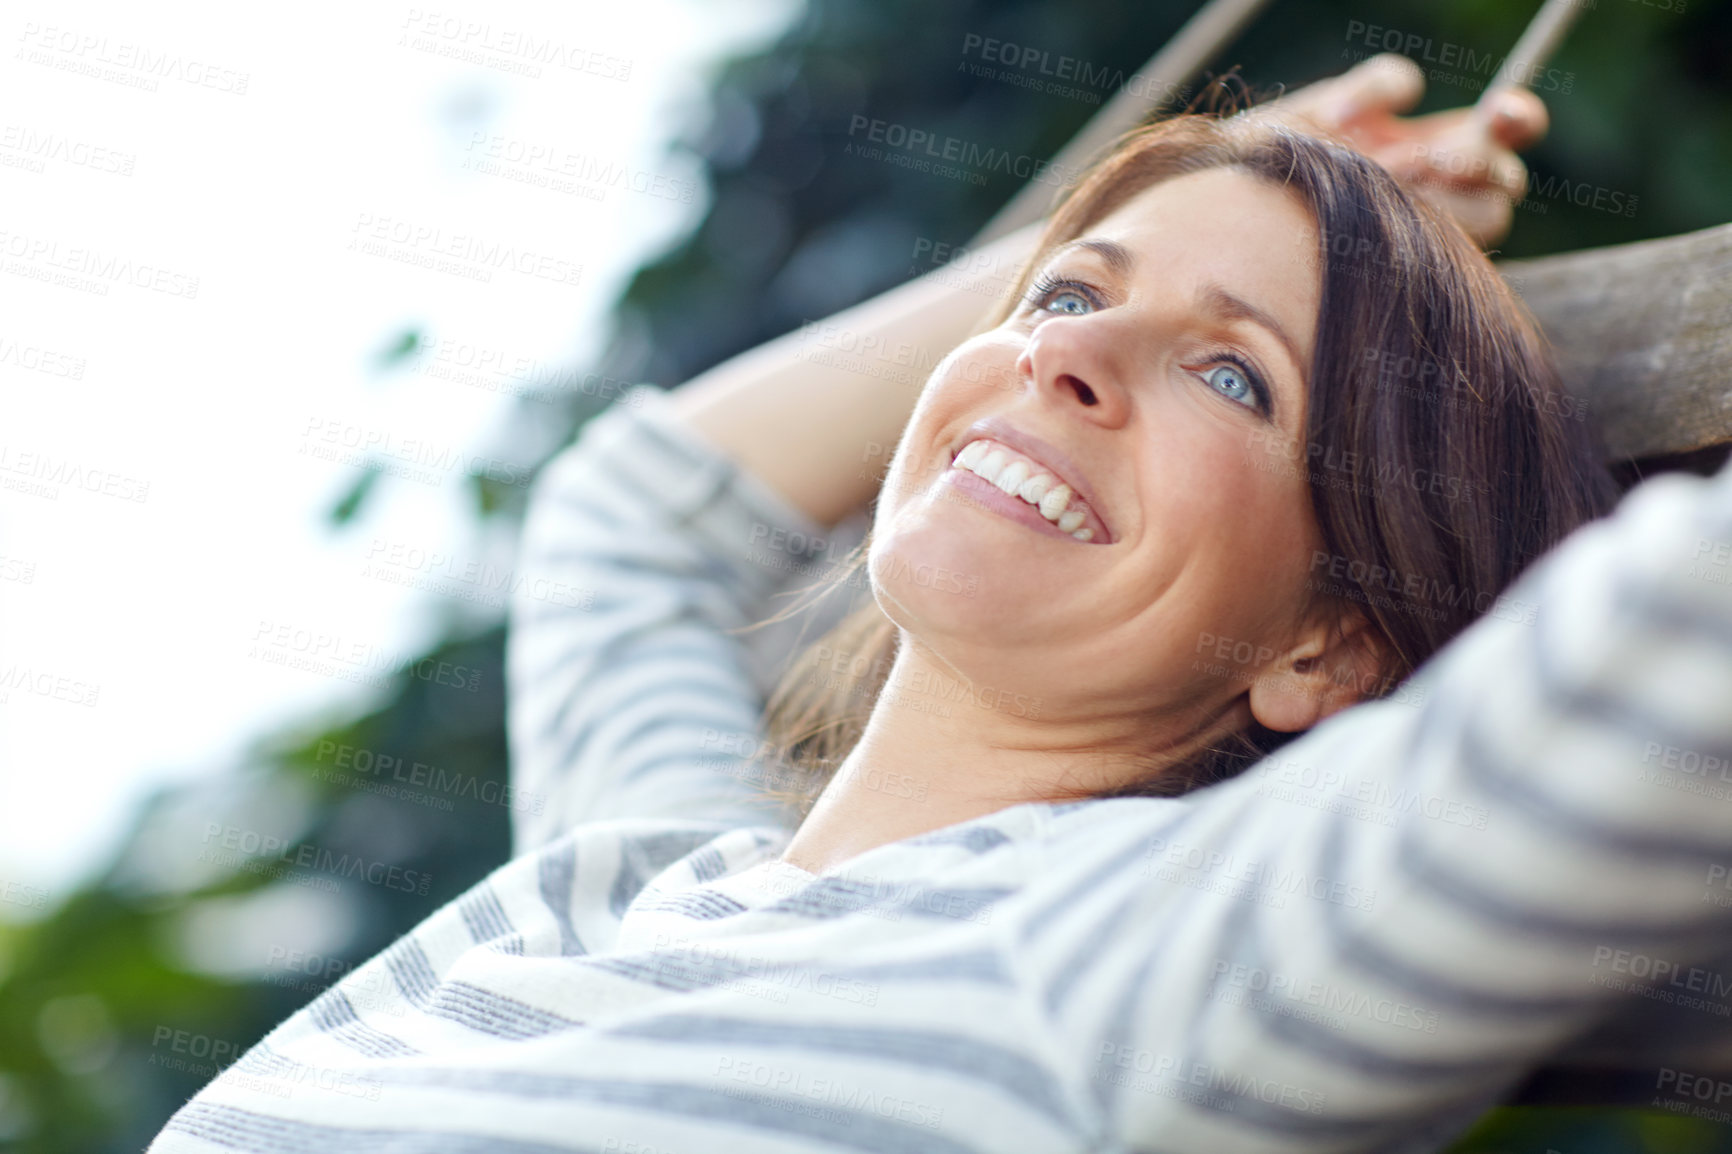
top-left (1399, 107), bottom-right (1531, 199)
top-left (1480, 85), bottom-right (1549, 151)
top-left (1416, 183), bottom-right (1514, 248)
top-left (1252, 52), bottom-right (1425, 137)
top-left (1331, 53), bottom-right (1425, 122)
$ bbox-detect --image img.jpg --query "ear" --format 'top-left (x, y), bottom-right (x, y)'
top-left (1247, 607), bottom-right (1393, 733)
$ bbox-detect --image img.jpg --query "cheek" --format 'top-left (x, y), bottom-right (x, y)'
top-left (1149, 433), bottom-right (1278, 532)
top-left (1144, 443), bottom-right (1318, 604)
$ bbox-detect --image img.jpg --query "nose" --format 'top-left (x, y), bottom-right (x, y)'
top-left (1014, 314), bottom-right (1132, 428)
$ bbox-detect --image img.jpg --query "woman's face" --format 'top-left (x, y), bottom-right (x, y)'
top-left (870, 165), bottom-right (1332, 733)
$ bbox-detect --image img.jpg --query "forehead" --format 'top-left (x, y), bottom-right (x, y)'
top-left (1076, 167), bottom-right (1321, 360)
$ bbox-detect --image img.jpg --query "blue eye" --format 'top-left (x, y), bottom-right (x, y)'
top-left (1195, 352), bottom-right (1271, 416)
top-left (1025, 275), bottom-right (1097, 316)
top-left (1205, 364), bottom-right (1253, 406)
top-left (1044, 290), bottom-right (1091, 315)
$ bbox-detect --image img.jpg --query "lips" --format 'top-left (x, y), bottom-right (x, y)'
top-left (945, 421), bottom-right (1112, 544)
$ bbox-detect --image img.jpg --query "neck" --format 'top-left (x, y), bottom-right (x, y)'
top-left (776, 636), bottom-right (1235, 875)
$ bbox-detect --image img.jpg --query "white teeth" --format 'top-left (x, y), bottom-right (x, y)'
top-left (952, 439), bottom-right (1100, 542)
top-left (1038, 484), bottom-right (1071, 522)
top-left (1017, 473), bottom-right (1052, 504)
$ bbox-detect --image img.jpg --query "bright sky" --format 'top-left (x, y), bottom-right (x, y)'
top-left (0, 0), bottom-right (803, 903)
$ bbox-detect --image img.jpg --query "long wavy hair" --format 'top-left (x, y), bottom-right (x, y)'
top-left (746, 107), bottom-right (1618, 821)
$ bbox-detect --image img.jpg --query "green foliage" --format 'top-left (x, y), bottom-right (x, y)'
top-left (374, 327), bottom-right (422, 371)
top-left (324, 464), bottom-right (381, 526)
top-left (6, 1), bottom-right (1730, 1149)
top-left (1448, 1105), bottom-right (1732, 1153)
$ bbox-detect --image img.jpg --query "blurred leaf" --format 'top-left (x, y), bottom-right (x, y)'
top-left (373, 327), bottom-right (423, 371)
top-left (325, 465), bottom-right (382, 527)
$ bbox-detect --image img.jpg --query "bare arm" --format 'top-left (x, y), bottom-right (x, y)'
top-left (670, 220), bottom-right (1042, 528)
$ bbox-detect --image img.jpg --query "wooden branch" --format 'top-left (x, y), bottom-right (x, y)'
top-left (1498, 222), bottom-right (1732, 462)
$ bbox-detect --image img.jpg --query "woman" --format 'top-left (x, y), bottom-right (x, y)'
top-left (151, 57), bottom-right (1732, 1153)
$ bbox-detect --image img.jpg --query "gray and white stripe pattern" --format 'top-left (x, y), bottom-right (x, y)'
top-left (150, 386), bottom-right (1732, 1152)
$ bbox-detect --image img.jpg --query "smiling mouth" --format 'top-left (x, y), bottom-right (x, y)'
top-left (947, 439), bottom-right (1109, 543)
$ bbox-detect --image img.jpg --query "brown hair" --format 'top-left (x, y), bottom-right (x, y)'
top-left (751, 108), bottom-right (1618, 819)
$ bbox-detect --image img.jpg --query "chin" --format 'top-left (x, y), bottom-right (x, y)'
top-left (866, 513), bottom-right (1034, 641)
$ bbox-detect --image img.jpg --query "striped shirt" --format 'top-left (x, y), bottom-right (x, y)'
top-left (151, 384), bottom-right (1732, 1153)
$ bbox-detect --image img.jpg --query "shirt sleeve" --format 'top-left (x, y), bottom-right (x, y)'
top-left (505, 386), bottom-right (870, 856)
top-left (1016, 457), bottom-right (1732, 1152)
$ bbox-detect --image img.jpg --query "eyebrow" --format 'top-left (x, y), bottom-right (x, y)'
top-left (1049, 237), bottom-right (1134, 276)
top-left (1043, 237), bottom-right (1308, 390)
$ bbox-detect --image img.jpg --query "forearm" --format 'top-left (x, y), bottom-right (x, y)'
top-left (670, 220), bottom-right (1043, 528)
